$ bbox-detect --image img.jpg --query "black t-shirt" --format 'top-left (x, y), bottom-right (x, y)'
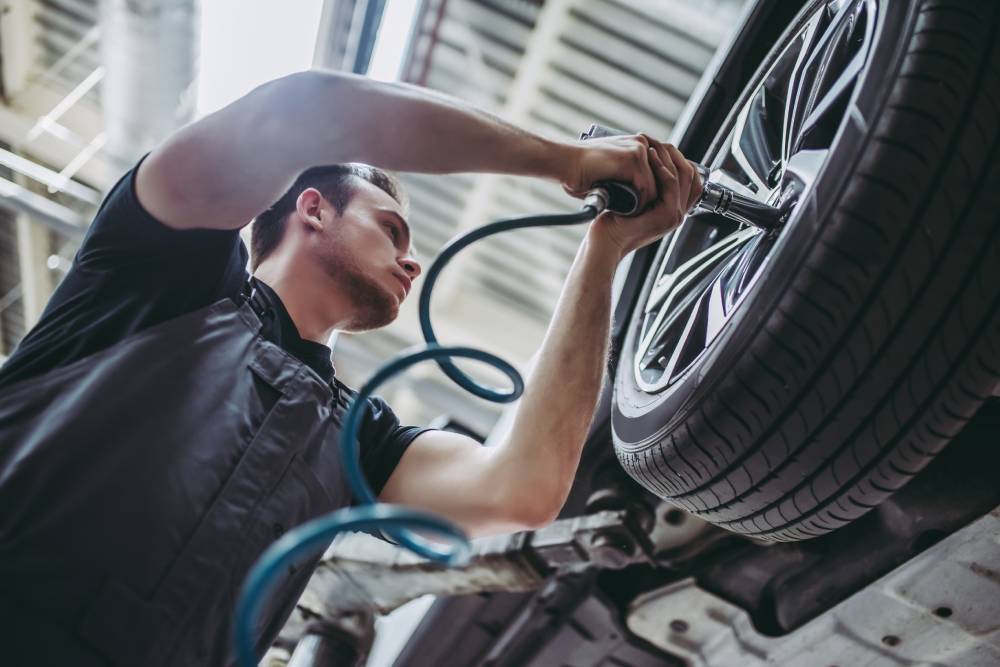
top-left (0, 158), bottom-right (429, 495)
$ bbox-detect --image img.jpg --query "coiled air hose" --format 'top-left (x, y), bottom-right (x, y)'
top-left (232, 202), bottom-right (611, 666)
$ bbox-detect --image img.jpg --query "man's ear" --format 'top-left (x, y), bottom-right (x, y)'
top-left (295, 188), bottom-right (325, 232)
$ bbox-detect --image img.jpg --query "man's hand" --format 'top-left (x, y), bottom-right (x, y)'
top-left (561, 134), bottom-right (658, 210)
top-left (587, 138), bottom-right (703, 258)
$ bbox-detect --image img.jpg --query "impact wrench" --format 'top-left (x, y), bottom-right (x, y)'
top-left (231, 124), bottom-right (791, 665)
top-left (579, 123), bottom-right (790, 229)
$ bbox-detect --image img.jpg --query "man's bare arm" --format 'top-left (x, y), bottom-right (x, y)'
top-left (377, 232), bottom-right (620, 537)
top-left (379, 141), bottom-right (700, 537)
top-left (136, 70), bottom-right (655, 231)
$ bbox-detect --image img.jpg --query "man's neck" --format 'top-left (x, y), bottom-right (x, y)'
top-left (253, 263), bottom-right (342, 344)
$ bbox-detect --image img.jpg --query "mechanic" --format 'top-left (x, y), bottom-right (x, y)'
top-left (0, 70), bottom-right (700, 665)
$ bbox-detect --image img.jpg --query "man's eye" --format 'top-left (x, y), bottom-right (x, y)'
top-left (383, 223), bottom-right (398, 241)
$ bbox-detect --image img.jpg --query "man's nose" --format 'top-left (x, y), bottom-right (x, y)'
top-left (399, 257), bottom-right (421, 279)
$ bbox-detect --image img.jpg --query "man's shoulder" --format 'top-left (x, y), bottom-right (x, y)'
top-left (0, 157), bottom-right (251, 389)
top-left (78, 158), bottom-right (245, 272)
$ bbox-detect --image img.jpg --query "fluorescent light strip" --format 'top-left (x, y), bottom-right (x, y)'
top-left (367, 0), bottom-right (421, 81)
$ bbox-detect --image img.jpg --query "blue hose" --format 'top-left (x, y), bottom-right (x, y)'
top-left (233, 205), bottom-right (598, 665)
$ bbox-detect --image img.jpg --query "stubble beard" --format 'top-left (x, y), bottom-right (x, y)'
top-left (322, 252), bottom-right (399, 332)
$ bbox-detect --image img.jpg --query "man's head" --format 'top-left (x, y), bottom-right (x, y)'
top-left (251, 164), bottom-right (420, 333)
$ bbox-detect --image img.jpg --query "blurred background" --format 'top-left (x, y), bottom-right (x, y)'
top-left (0, 0), bottom-right (744, 438)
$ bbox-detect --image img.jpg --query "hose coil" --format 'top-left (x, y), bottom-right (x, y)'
top-left (234, 205), bottom-right (598, 665)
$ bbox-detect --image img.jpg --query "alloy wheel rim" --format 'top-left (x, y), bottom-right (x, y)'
top-left (634, 0), bottom-right (877, 393)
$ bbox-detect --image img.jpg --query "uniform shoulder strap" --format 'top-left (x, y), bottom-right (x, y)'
top-left (241, 277), bottom-right (274, 321)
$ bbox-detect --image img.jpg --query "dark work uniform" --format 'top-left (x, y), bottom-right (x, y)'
top-left (0, 159), bottom-right (431, 665)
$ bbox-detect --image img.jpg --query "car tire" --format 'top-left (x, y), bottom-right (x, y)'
top-left (612, 0), bottom-right (1000, 541)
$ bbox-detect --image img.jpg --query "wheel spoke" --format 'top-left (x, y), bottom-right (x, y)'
top-left (801, 0), bottom-right (859, 79)
top-left (645, 227), bottom-right (759, 317)
top-left (637, 228), bottom-right (759, 376)
top-left (659, 298), bottom-right (703, 382)
top-left (789, 0), bottom-right (872, 154)
top-left (638, 268), bottom-right (719, 372)
top-left (734, 93), bottom-right (778, 191)
top-left (797, 40), bottom-right (864, 141)
top-left (705, 231), bottom-right (772, 344)
top-left (705, 278), bottom-right (728, 344)
top-left (783, 2), bottom-right (853, 153)
top-left (641, 232), bottom-right (770, 384)
top-left (723, 231), bottom-right (770, 306)
top-left (781, 12), bottom-right (827, 167)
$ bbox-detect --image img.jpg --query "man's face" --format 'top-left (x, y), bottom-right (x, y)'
top-left (311, 179), bottom-right (421, 332)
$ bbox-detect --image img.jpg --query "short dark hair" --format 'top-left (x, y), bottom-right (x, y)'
top-left (250, 164), bottom-right (405, 270)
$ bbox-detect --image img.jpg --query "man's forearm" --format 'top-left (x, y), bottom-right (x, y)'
top-left (490, 229), bottom-right (623, 525)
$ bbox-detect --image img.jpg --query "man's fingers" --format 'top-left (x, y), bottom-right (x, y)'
top-left (647, 138), bottom-right (677, 182)
top-left (648, 147), bottom-right (679, 213)
top-left (653, 141), bottom-right (680, 209)
top-left (663, 144), bottom-right (693, 214)
top-left (685, 160), bottom-right (704, 209)
top-left (631, 135), bottom-right (656, 208)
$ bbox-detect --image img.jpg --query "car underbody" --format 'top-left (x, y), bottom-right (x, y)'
top-left (273, 399), bottom-right (999, 666)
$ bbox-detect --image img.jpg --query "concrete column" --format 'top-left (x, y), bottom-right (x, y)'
top-left (0, 0), bottom-right (36, 99)
top-left (15, 212), bottom-right (53, 330)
